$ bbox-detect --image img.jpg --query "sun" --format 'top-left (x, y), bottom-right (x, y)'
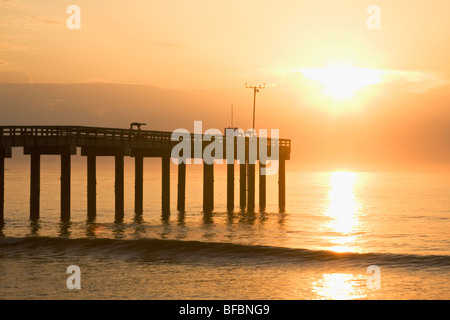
top-left (298, 62), bottom-right (383, 100)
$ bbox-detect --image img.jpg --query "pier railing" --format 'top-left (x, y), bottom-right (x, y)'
top-left (0, 126), bottom-right (290, 156)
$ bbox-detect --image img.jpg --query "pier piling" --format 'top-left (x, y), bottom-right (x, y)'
top-left (259, 161), bottom-right (266, 210)
top-left (0, 158), bottom-right (5, 222)
top-left (162, 155), bottom-right (170, 213)
top-left (177, 162), bottom-right (186, 212)
top-left (134, 156), bottom-right (143, 216)
top-left (278, 158), bottom-right (286, 210)
top-left (87, 155), bottom-right (96, 219)
top-left (115, 155), bottom-right (124, 221)
top-left (60, 154), bottom-right (71, 221)
top-left (247, 163), bottom-right (255, 212)
top-left (30, 153), bottom-right (40, 220)
top-left (203, 162), bottom-right (214, 212)
top-left (239, 162), bottom-right (246, 209)
top-left (0, 148), bottom-right (10, 222)
top-left (227, 162), bottom-right (234, 211)
top-left (0, 157), bottom-right (3, 222)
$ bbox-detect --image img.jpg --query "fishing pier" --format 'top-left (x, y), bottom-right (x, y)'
top-left (0, 126), bottom-right (291, 222)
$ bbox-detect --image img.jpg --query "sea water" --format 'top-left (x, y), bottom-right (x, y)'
top-left (0, 159), bottom-right (449, 299)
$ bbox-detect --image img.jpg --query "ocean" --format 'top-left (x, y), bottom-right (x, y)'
top-left (0, 159), bottom-right (449, 300)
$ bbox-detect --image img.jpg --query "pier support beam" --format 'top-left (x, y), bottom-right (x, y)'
top-left (60, 154), bottom-right (71, 221)
top-left (134, 156), bottom-right (143, 216)
top-left (278, 158), bottom-right (286, 210)
top-left (115, 155), bottom-right (124, 221)
top-left (203, 162), bottom-right (214, 212)
top-left (30, 154), bottom-right (40, 220)
top-left (259, 161), bottom-right (266, 210)
top-left (177, 162), bottom-right (186, 212)
top-left (227, 162), bottom-right (234, 212)
top-left (247, 163), bottom-right (255, 212)
top-left (161, 155), bottom-right (170, 213)
top-left (239, 162), bottom-right (246, 209)
top-left (87, 155), bottom-right (96, 219)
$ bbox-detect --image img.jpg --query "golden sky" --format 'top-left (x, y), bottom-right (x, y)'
top-left (1, 0), bottom-right (449, 170)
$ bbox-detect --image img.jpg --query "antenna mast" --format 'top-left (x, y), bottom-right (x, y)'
top-left (231, 104), bottom-right (234, 128)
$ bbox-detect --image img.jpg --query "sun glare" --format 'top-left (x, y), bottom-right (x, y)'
top-left (299, 63), bottom-right (383, 100)
top-left (323, 171), bottom-right (362, 253)
top-left (312, 273), bottom-right (367, 300)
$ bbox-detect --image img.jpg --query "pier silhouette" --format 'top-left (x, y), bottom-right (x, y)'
top-left (0, 126), bottom-right (291, 222)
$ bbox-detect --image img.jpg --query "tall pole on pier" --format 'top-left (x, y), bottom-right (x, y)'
top-left (245, 83), bottom-right (265, 212)
top-left (245, 83), bottom-right (265, 130)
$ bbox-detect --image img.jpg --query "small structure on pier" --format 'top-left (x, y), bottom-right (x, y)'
top-left (0, 126), bottom-right (291, 222)
top-left (129, 122), bottom-right (147, 130)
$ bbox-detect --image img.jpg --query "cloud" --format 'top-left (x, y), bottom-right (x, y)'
top-left (80, 77), bottom-right (121, 83)
top-left (0, 41), bottom-right (34, 51)
top-left (0, 0), bottom-right (20, 6)
top-left (0, 70), bottom-right (32, 83)
top-left (1, 15), bottom-right (64, 29)
top-left (380, 69), bottom-right (449, 93)
top-left (279, 67), bottom-right (449, 95)
top-left (145, 42), bottom-right (214, 48)
top-left (31, 16), bottom-right (62, 26)
top-left (148, 42), bottom-right (188, 48)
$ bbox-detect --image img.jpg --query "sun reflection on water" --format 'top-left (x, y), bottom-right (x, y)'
top-left (312, 273), bottom-right (367, 300)
top-left (323, 172), bottom-right (362, 253)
